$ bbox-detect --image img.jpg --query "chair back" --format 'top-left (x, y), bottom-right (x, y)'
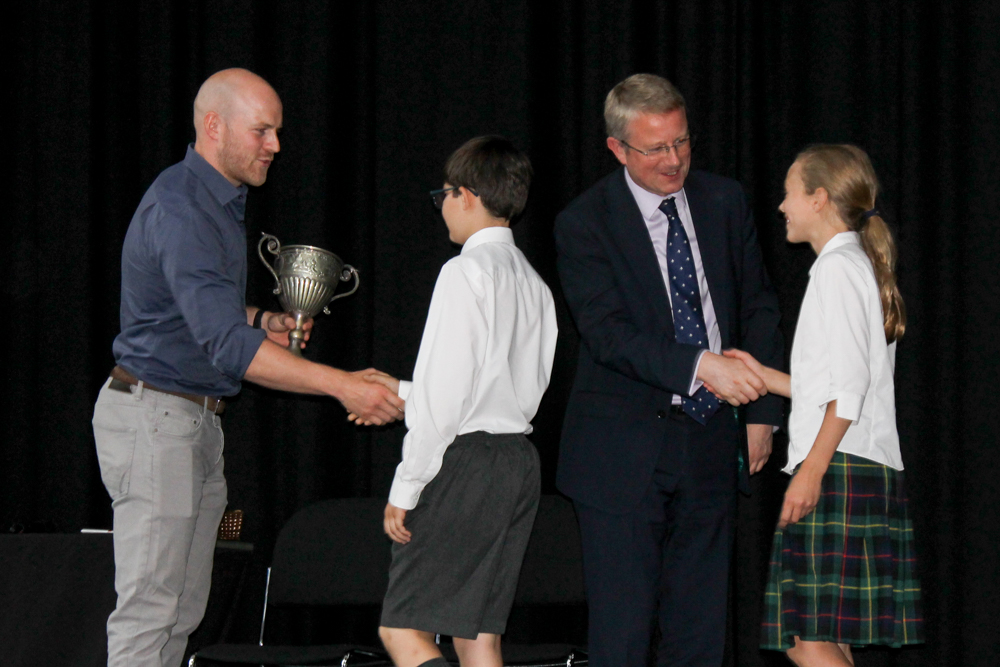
top-left (267, 495), bottom-right (584, 608)
top-left (268, 497), bottom-right (391, 607)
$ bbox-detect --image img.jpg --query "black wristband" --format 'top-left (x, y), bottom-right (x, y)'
top-left (252, 309), bottom-right (266, 329)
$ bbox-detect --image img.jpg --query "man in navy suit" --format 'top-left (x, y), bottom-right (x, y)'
top-left (554, 74), bottom-right (784, 666)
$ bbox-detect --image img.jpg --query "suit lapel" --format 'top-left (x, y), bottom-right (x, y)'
top-left (685, 172), bottom-right (732, 347)
top-left (604, 170), bottom-right (675, 329)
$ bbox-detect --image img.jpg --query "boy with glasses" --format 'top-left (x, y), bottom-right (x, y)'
top-left (372, 136), bottom-right (557, 667)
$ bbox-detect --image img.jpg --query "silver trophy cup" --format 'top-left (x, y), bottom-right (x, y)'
top-left (257, 232), bottom-right (360, 355)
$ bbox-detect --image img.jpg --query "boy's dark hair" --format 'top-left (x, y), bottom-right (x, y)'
top-left (443, 136), bottom-right (532, 221)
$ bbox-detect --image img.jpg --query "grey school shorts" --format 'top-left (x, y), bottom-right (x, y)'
top-left (380, 431), bottom-right (541, 639)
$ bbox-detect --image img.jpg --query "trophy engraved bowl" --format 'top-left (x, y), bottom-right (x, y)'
top-left (258, 232), bottom-right (359, 355)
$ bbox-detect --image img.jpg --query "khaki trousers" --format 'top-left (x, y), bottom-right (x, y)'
top-left (93, 378), bottom-right (227, 667)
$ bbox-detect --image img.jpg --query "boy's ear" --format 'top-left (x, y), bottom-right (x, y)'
top-left (460, 186), bottom-right (477, 210)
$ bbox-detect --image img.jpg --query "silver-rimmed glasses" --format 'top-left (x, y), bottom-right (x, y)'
top-left (618, 135), bottom-right (696, 159)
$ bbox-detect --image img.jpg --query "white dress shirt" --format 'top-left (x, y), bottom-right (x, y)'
top-left (624, 168), bottom-right (721, 400)
top-left (785, 232), bottom-right (903, 474)
top-left (389, 226), bottom-right (558, 510)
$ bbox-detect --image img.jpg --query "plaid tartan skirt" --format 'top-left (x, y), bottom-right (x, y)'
top-left (761, 452), bottom-right (924, 650)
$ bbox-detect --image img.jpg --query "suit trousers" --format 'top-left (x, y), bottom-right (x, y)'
top-left (575, 407), bottom-right (738, 667)
top-left (92, 378), bottom-right (227, 667)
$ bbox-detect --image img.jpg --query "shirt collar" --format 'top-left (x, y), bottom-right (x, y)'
top-left (461, 226), bottom-right (515, 254)
top-left (623, 167), bottom-right (688, 221)
top-left (811, 231), bottom-right (861, 273)
top-left (818, 231), bottom-right (860, 256)
top-left (183, 144), bottom-right (249, 208)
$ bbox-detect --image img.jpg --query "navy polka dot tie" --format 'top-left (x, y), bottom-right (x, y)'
top-left (660, 196), bottom-right (720, 425)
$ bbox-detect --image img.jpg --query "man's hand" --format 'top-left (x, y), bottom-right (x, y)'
top-left (335, 369), bottom-right (405, 426)
top-left (261, 311), bottom-right (313, 349)
top-left (384, 502), bottom-right (412, 544)
top-left (779, 465), bottom-right (824, 528)
top-left (696, 352), bottom-right (766, 406)
top-left (347, 371), bottom-right (403, 425)
top-left (746, 423), bottom-right (773, 475)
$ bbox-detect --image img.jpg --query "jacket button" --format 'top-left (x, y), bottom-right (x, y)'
top-left (656, 410), bottom-right (666, 419)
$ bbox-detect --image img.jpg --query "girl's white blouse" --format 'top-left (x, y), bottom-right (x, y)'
top-left (785, 232), bottom-right (903, 474)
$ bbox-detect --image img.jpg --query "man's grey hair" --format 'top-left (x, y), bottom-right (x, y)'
top-left (604, 73), bottom-right (686, 141)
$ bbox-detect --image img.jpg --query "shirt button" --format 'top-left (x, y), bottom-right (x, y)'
top-left (656, 410), bottom-right (666, 419)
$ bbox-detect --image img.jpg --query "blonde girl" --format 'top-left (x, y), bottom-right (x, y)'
top-left (727, 145), bottom-right (923, 666)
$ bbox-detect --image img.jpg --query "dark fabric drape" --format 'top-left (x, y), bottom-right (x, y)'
top-left (5, 1), bottom-right (998, 665)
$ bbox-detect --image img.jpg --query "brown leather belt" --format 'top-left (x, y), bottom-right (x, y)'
top-left (108, 366), bottom-right (226, 415)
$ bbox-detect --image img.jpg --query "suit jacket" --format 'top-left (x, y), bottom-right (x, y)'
top-left (554, 168), bottom-right (784, 513)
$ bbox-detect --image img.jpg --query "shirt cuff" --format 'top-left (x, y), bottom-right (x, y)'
top-left (388, 475), bottom-right (423, 511)
top-left (831, 391), bottom-right (865, 423)
top-left (397, 380), bottom-right (412, 402)
top-left (688, 349), bottom-right (710, 396)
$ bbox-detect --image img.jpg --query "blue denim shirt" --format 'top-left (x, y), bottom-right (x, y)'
top-left (113, 146), bottom-right (268, 396)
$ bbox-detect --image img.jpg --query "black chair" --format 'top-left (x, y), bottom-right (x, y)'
top-left (439, 495), bottom-right (589, 666)
top-left (188, 498), bottom-right (393, 666)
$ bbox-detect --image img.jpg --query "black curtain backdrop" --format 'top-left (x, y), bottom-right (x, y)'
top-left (5, 1), bottom-right (999, 665)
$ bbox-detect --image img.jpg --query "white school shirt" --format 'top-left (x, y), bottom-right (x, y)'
top-left (785, 232), bottom-right (903, 474)
top-left (389, 226), bottom-right (558, 510)
top-left (624, 168), bottom-right (721, 400)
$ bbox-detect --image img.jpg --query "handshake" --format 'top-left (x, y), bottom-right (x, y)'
top-left (343, 370), bottom-right (404, 427)
top-left (697, 348), bottom-right (775, 405)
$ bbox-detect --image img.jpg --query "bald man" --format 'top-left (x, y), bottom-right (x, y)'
top-left (92, 68), bottom-right (404, 667)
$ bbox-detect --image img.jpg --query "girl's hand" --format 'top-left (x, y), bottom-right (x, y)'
top-left (778, 466), bottom-right (824, 528)
top-left (723, 348), bottom-right (765, 379)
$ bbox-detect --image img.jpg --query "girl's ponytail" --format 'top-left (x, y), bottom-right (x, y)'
top-left (859, 213), bottom-right (906, 343)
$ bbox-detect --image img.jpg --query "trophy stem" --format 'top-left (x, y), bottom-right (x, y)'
top-left (288, 332), bottom-right (305, 356)
top-left (288, 312), bottom-right (307, 356)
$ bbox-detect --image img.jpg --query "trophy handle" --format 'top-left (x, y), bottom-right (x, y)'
top-left (322, 265), bottom-right (360, 314)
top-left (257, 233), bottom-right (282, 295)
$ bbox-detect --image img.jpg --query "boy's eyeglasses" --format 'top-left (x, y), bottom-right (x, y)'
top-left (429, 186), bottom-right (478, 210)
